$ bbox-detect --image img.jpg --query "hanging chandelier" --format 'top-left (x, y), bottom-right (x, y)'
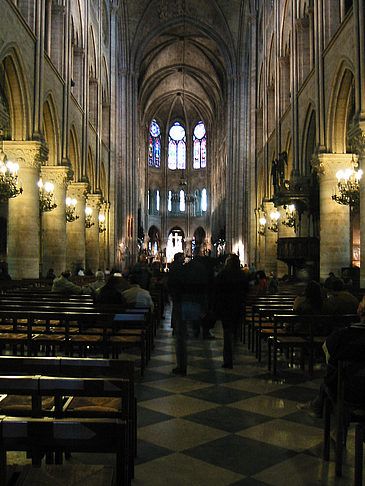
top-left (0, 132), bottom-right (22, 202)
top-left (66, 197), bottom-right (79, 222)
top-left (331, 160), bottom-right (362, 210)
top-left (98, 213), bottom-right (106, 233)
top-left (282, 204), bottom-right (296, 228)
top-left (268, 209), bottom-right (280, 232)
top-left (38, 178), bottom-right (57, 212)
top-left (258, 217), bottom-right (267, 236)
top-left (85, 206), bottom-right (94, 228)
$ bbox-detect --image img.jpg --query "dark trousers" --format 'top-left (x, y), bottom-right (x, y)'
top-left (222, 318), bottom-right (238, 366)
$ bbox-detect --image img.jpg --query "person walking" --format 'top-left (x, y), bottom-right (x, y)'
top-left (167, 254), bottom-right (209, 376)
top-left (215, 254), bottom-right (249, 368)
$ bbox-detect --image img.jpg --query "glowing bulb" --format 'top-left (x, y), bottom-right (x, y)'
top-left (99, 214), bottom-right (105, 223)
top-left (85, 207), bottom-right (93, 216)
top-left (259, 217), bottom-right (266, 225)
top-left (44, 182), bottom-right (54, 192)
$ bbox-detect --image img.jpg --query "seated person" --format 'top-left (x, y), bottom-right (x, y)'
top-left (45, 268), bottom-right (56, 280)
top-left (94, 276), bottom-right (128, 307)
top-left (51, 270), bottom-right (84, 295)
top-left (293, 280), bottom-right (330, 315)
top-left (326, 278), bottom-right (359, 315)
top-left (87, 270), bottom-right (105, 293)
top-left (122, 274), bottom-right (154, 310)
top-left (292, 280), bottom-right (332, 333)
top-left (297, 296), bottom-right (365, 417)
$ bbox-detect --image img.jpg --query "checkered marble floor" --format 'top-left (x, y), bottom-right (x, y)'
top-left (132, 305), bottom-right (360, 486)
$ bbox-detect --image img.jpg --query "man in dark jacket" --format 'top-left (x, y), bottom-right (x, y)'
top-left (215, 254), bottom-right (249, 368)
top-left (167, 254), bottom-right (210, 376)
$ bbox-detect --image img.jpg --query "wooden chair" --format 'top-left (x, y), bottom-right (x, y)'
top-left (0, 416), bottom-right (129, 486)
top-left (323, 358), bottom-right (365, 478)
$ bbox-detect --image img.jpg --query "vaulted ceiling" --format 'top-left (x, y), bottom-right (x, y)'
top-left (138, 23), bottom-right (226, 131)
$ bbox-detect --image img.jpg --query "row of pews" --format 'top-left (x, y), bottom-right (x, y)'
top-left (0, 285), bottom-right (164, 485)
top-left (242, 288), bottom-right (357, 375)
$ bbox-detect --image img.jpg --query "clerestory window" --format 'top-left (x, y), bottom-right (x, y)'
top-left (148, 119), bottom-right (161, 168)
top-left (168, 122), bottom-right (186, 170)
top-left (193, 121), bottom-right (207, 169)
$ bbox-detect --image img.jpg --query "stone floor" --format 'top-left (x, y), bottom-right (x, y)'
top-left (6, 304), bottom-right (362, 485)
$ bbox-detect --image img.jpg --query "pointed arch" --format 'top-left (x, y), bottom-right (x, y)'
top-left (42, 94), bottom-right (61, 166)
top-left (327, 61), bottom-right (355, 153)
top-left (0, 46), bottom-right (31, 140)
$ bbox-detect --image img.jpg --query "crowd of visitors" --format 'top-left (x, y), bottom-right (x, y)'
top-left (44, 253), bottom-right (363, 377)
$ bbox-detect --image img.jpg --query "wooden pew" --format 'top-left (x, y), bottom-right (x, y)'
top-left (268, 313), bottom-right (358, 375)
top-left (0, 309), bottom-right (150, 375)
top-left (0, 417), bottom-right (129, 486)
top-left (0, 356), bottom-right (136, 473)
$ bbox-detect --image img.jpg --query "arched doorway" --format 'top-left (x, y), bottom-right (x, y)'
top-left (166, 227), bottom-right (184, 263)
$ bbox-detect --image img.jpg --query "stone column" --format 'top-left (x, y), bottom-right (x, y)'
top-left (66, 182), bottom-right (88, 274)
top-left (85, 194), bottom-right (102, 273)
top-left (6, 141), bottom-right (46, 279)
top-left (40, 166), bottom-right (71, 276)
top-left (263, 201), bottom-right (278, 276)
top-left (359, 150), bottom-right (365, 287)
top-left (98, 202), bottom-right (109, 270)
top-left (315, 154), bottom-right (353, 280)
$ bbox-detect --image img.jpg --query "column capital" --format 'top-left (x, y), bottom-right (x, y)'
top-left (312, 153), bottom-right (356, 177)
top-left (3, 140), bottom-right (48, 169)
top-left (40, 165), bottom-right (73, 187)
top-left (86, 193), bottom-right (103, 210)
top-left (67, 182), bottom-right (89, 200)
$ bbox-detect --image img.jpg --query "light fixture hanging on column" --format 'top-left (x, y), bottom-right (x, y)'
top-left (38, 178), bottom-right (57, 212)
top-left (268, 209), bottom-right (280, 232)
top-left (85, 206), bottom-right (94, 228)
top-left (282, 204), bottom-right (296, 228)
top-left (98, 213), bottom-right (106, 233)
top-left (331, 156), bottom-right (362, 210)
top-left (0, 129), bottom-right (22, 202)
top-left (258, 217), bottom-right (267, 236)
top-left (66, 197), bottom-right (79, 222)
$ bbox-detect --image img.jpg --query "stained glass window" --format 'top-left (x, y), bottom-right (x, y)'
top-left (193, 121), bottom-right (207, 169)
top-left (148, 119), bottom-right (161, 168)
top-left (168, 122), bottom-right (186, 170)
top-left (168, 191), bottom-right (172, 212)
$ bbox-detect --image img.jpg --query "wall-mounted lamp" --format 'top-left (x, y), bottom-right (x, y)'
top-left (66, 197), bottom-right (78, 222)
top-left (268, 209), bottom-right (280, 232)
top-left (38, 179), bottom-right (57, 212)
top-left (282, 204), bottom-right (296, 228)
top-left (332, 159), bottom-right (362, 211)
top-left (85, 206), bottom-right (94, 228)
top-left (98, 213), bottom-right (106, 233)
top-left (0, 130), bottom-right (22, 202)
top-left (258, 217), bottom-right (267, 236)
